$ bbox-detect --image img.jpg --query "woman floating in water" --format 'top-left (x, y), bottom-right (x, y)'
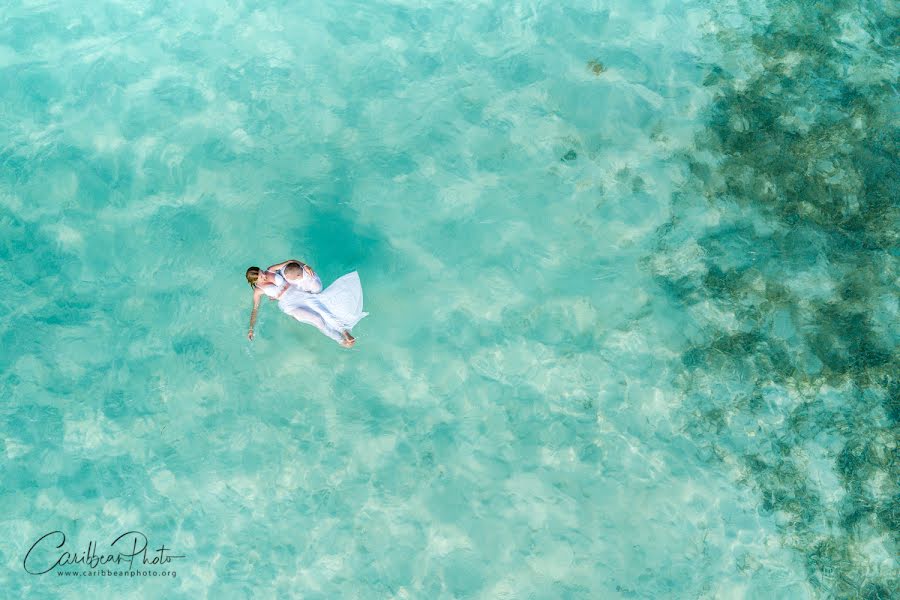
top-left (245, 259), bottom-right (368, 348)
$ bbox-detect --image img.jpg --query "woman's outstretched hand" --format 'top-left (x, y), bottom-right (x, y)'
top-left (248, 329), bottom-right (255, 341)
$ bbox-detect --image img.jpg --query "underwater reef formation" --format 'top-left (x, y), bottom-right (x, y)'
top-left (654, 0), bottom-right (898, 596)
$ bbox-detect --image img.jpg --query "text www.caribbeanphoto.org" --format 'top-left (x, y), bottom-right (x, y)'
top-left (57, 570), bottom-right (177, 578)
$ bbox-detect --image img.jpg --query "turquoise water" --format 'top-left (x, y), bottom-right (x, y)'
top-left (1, 0), bottom-right (897, 597)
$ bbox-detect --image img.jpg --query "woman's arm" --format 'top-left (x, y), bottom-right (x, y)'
top-left (265, 259), bottom-right (305, 272)
top-left (248, 288), bottom-right (264, 340)
top-left (304, 265), bottom-right (323, 293)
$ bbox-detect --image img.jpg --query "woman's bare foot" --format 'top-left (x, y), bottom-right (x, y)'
top-left (340, 331), bottom-right (356, 348)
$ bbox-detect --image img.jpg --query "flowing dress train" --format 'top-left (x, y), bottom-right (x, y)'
top-left (263, 270), bottom-right (368, 343)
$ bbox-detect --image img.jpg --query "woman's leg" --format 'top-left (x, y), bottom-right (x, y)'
top-left (287, 307), bottom-right (344, 343)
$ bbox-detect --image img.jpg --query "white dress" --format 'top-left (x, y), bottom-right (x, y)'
top-left (288, 269), bottom-right (323, 293)
top-left (262, 269), bottom-right (368, 343)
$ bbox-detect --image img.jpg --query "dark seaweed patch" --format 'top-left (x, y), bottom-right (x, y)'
top-left (655, 0), bottom-right (899, 593)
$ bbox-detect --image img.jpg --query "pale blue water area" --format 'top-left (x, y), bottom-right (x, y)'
top-left (1, 0), bottom-right (897, 598)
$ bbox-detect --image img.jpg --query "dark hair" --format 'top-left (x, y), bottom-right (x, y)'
top-left (245, 266), bottom-right (261, 288)
top-left (282, 261), bottom-right (303, 278)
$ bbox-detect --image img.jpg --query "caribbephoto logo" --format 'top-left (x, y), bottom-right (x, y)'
top-left (23, 530), bottom-right (185, 579)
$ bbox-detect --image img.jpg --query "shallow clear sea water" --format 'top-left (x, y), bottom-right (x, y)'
top-left (1, 0), bottom-right (897, 598)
